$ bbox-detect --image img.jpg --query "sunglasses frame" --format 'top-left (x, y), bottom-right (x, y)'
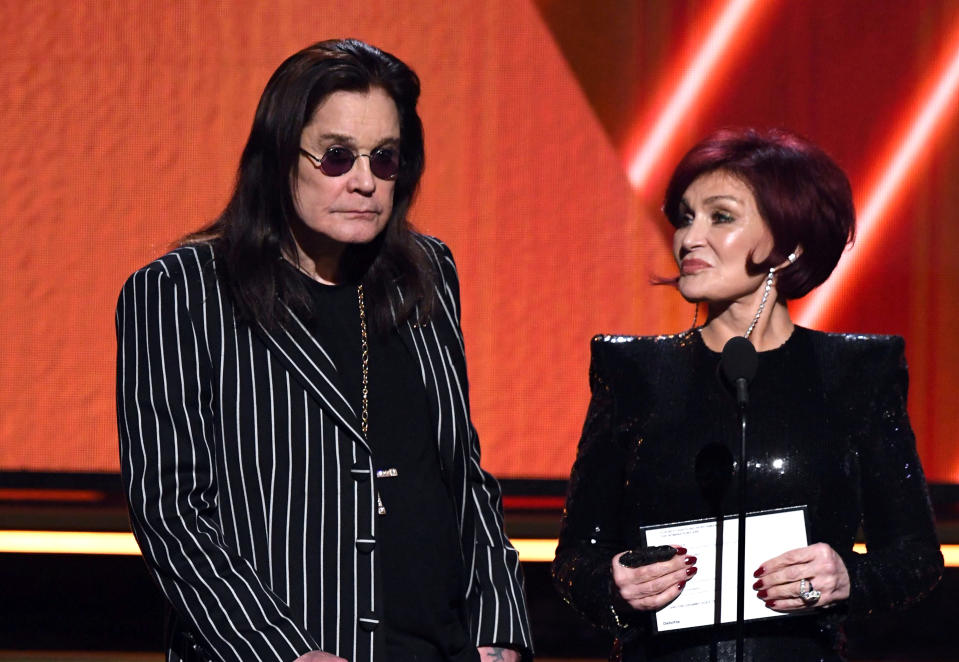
top-left (299, 146), bottom-right (400, 181)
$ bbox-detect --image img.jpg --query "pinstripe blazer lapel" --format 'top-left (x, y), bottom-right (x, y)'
top-left (396, 317), bottom-right (466, 498)
top-left (251, 308), bottom-right (370, 454)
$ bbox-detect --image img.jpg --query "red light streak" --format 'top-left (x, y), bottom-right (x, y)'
top-left (797, 22), bottom-right (959, 327)
top-left (626, 0), bottom-right (769, 192)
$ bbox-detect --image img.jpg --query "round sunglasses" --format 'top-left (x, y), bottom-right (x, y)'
top-left (299, 146), bottom-right (400, 181)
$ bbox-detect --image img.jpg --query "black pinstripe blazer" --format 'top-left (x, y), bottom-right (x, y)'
top-left (116, 236), bottom-right (532, 662)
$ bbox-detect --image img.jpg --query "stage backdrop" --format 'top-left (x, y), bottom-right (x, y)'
top-left (2, 0), bottom-right (959, 481)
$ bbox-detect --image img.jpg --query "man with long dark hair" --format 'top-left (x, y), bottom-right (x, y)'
top-left (117, 39), bottom-right (531, 662)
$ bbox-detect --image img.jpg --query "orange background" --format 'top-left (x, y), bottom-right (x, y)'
top-left (2, 1), bottom-right (958, 481)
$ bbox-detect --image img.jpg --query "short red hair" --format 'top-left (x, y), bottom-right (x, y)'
top-left (663, 128), bottom-right (856, 299)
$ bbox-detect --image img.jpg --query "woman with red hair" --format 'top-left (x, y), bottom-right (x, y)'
top-left (553, 128), bottom-right (942, 661)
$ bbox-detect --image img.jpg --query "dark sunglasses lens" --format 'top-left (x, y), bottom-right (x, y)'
top-left (369, 149), bottom-right (400, 180)
top-left (319, 147), bottom-right (355, 176)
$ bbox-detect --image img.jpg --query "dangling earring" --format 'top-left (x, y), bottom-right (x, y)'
top-left (743, 252), bottom-right (796, 340)
top-left (744, 268), bottom-right (776, 340)
top-left (691, 301), bottom-right (700, 330)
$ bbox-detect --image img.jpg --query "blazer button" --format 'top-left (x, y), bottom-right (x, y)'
top-left (350, 463), bottom-right (371, 482)
top-left (355, 538), bottom-right (375, 553)
top-left (358, 612), bottom-right (380, 632)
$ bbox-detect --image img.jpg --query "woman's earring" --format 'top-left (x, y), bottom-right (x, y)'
top-left (787, 252), bottom-right (797, 263)
top-left (744, 269), bottom-right (776, 339)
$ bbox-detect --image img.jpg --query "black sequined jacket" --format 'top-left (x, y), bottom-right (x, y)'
top-left (552, 327), bottom-right (943, 661)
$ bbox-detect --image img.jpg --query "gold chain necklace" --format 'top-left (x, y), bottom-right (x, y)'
top-left (357, 285), bottom-right (387, 515)
top-left (357, 284), bottom-right (370, 439)
top-left (292, 275), bottom-right (382, 514)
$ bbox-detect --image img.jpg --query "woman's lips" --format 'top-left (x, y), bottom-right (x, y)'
top-left (680, 259), bottom-right (711, 275)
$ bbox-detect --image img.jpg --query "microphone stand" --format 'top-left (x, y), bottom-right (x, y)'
top-left (720, 336), bottom-right (756, 662)
top-left (694, 442), bottom-right (733, 662)
top-left (734, 379), bottom-right (748, 662)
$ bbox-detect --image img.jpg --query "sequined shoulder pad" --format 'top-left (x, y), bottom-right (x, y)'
top-left (588, 332), bottom-right (695, 392)
top-left (800, 329), bottom-right (908, 412)
top-left (804, 329), bottom-right (906, 375)
top-left (590, 331), bottom-right (695, 346)
top-left (589, 331), bottom-right (697, 359)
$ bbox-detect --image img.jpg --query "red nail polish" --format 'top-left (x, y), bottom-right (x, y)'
top-left (752, 579), bottom-right (763, 590)
top-left (685, 556), bottom-right (697, 566)
top-left (674, 546), bottom-right (687, 555)
top-left (686, 566), bottom-right (698, 576)
top-left (678, 581), bottom-right (686, 590)
top-left (757, 589), bottom-right (768, 599)
top-left (765, 600), bottom-right (775, 608)
top-left (753, 566), bottom-right (765, 578)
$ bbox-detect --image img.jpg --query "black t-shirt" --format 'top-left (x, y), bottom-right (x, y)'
top-left (302, 276), bottom-right (476, 662)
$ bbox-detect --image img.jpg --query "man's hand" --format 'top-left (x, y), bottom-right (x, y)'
top-left (477, 646), bottom-right (520, 661)
top-left (294, 652), bottom-right (347, 662)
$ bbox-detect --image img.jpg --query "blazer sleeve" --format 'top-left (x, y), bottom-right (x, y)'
top-left (552, 338), bottom-right (640, 636)
top-left (427, 238), bottom-right (534, 657)
top-left (116, 262), bottom-right (319, 662)
top-left (839, 336), bottom-right (943, 616)
top-left (466, 422), bottom-right (535, 657)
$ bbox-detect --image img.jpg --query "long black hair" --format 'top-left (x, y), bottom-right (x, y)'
top-left (186, 38), bottom-right (436, 331)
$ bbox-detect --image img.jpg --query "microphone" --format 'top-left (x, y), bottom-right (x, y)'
top-left (720, 336), bottom-right (758, 407)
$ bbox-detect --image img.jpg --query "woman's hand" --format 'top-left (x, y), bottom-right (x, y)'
top-left (611, 546), bottom-right (698, 611)
top-left (752, 542), bottom-right (850, 611)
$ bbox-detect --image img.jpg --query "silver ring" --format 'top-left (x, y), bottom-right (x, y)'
top-left (799, 578), bottom-right (821, 605)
